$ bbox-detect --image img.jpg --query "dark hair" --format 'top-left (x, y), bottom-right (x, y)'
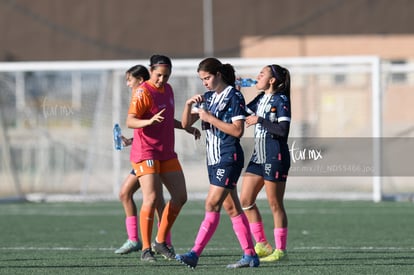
top-left (197, 57), bottom-right (236, 86)
top-left (149, 54), bottom-right (172, 69)
top-left (126, 65), bottom-right (150, 81)
top-left (268, 64), bottom-right (290, 99)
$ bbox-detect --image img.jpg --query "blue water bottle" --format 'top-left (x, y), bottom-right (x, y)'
top-left (113, 123), bottom-right (123, 150)
top-left (235, 78), bottom-right (257, 87)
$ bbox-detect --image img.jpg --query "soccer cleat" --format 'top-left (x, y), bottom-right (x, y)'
top-left (168, 245), bottom-right (175, 255)
top-left (114, 239), bottom-right (142, 254)
top-left (260, 249), bottom-right (288, 262)
top-left (141, 248), bottom-right (157, 262)
top-left (175, 250), bottom-right (199, 269)
top-left (152, 241), bottom-right (176, 260)
top-left (226, 254), bottom-right (260, 268)
top-left (254, 242), bottom-right (273, 258)
top-left (152, 242), bottom-right (175, 255)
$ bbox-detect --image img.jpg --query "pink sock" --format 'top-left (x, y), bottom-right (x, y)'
top-left (249, 221), bottom-right (267, 243)
top-left (231, 214), bottom-right (256, 256)
top-left (274, 227), bottom-right (288, 250)
top-left (192, 211), bottom-right (220, 256)
top-left (157, 222), bottom-right (172, 246)
top-left (126, 216), bottom-right (138, 242)
top-left (165, 230), bottom-right (172, 246)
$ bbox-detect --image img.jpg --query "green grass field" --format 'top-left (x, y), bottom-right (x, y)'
top-left (0, 199), bottom-right (413, 274)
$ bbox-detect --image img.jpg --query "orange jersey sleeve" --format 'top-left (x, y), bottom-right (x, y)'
top-left (128, 85), bottom-right (153, 118)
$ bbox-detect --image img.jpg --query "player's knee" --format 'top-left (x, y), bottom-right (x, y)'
top-left (241, 201), bottom-right (256, 211)
top-left (119, 190), bottom-right (129, 202)
top-left (170, 191), bottom-right (187, 206)
top-left (268, 200), bottom-right (284, 213)
top-left (224, 204), bottom-right (239, 217)
top-left (205, 202), bottom-right (220, 212)
top-left (179, 195), bottom-right (187, 206)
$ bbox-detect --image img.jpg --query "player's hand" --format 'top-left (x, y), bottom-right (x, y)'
top-left (185, 127), bottom-right (201, 140)
top-left (150, 109), bottom-right (165, 125)
top-left (186, 94), bottom-right (204, 105)
top-left (121, 136), bottom-right (133, 147)
top-left (235, 77), bottom-right (241, 90)
top-left (198, 107), bottom-right (211, 123)
top-left (245, 115), bottom-right (259, 127)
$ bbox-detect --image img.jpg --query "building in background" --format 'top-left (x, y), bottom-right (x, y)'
top-left (0, 0), bottom-right (413, 62)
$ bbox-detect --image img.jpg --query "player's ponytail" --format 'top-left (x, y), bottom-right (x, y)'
top-left (198, 57), bottom-right (236, 87)
top-left (269, 64), bottom-right (290, 101)
top-left (219, 63), bottom-right (236, 87)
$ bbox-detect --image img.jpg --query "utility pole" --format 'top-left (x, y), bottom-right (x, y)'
top-left (203, 0), bottom-right (214, 57)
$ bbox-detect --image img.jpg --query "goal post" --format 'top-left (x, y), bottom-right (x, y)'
top-left (371, 57), bottom-right (382, 202)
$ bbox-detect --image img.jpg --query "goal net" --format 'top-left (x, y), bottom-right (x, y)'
top-left (0, 57), bottom-right (413, 202)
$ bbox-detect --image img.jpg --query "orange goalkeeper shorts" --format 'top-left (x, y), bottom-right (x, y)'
top-left (131, 158), bottom-right (182, 177)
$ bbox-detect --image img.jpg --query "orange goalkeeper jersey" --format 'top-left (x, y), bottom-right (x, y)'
top-left (128, 81), bottom-right (177, 163)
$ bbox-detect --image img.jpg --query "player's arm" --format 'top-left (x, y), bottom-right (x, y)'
top-left (121, 136), bottom-right (133, 147)
top-left (203, 94), bottom-right (245, 138)
top-left (245, 91), bottom-right (264, 116)
top-left (258, 118), bottom-right (290, 139)
top-left (174, 119), bottom-right (201, 140)
top-left (181, 94), bottom-right (203, 128)
top-left (258, 98), bottom-right (291, 138)
top-left (246, 114), bottom-right (290, 138)
top-left (126, 109), bottom-right (165, 129)
top-left (126, 87), bottom-right (165, 129)
top-left (207, 114), bottom-right (244, 138)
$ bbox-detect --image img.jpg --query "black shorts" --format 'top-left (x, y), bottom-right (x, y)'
top-left (207, 163), bottom-right (243, 189)
top-left (245, 160), bottom-right (289, 182)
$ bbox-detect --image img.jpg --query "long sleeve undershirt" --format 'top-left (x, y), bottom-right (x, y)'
top-left (257, 117), bottom-right (290, 139)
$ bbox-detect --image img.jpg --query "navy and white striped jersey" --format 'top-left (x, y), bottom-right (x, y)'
top-left (198, 86), bottom-right (246, 166)
top-left (246, 92), bottom-right (291, 164)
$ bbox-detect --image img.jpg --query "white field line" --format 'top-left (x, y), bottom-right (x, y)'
top-left (293, 246), bottom-right (414, 251)
top-left (1, 246), bottom-right (413, 252)
top-left (0, 208), bottom-right (409, 216)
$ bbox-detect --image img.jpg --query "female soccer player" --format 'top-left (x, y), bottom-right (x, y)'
top-left (176, 57), bottom-right (259, 269)
top-left (115, 65), bottom-right (151, 255)
top-left (239, 64), bottom-right (291, 262)
top-left (126, 55), bottom-right (196, 262)
top-left (116, 64), bottom-right (200, 255)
